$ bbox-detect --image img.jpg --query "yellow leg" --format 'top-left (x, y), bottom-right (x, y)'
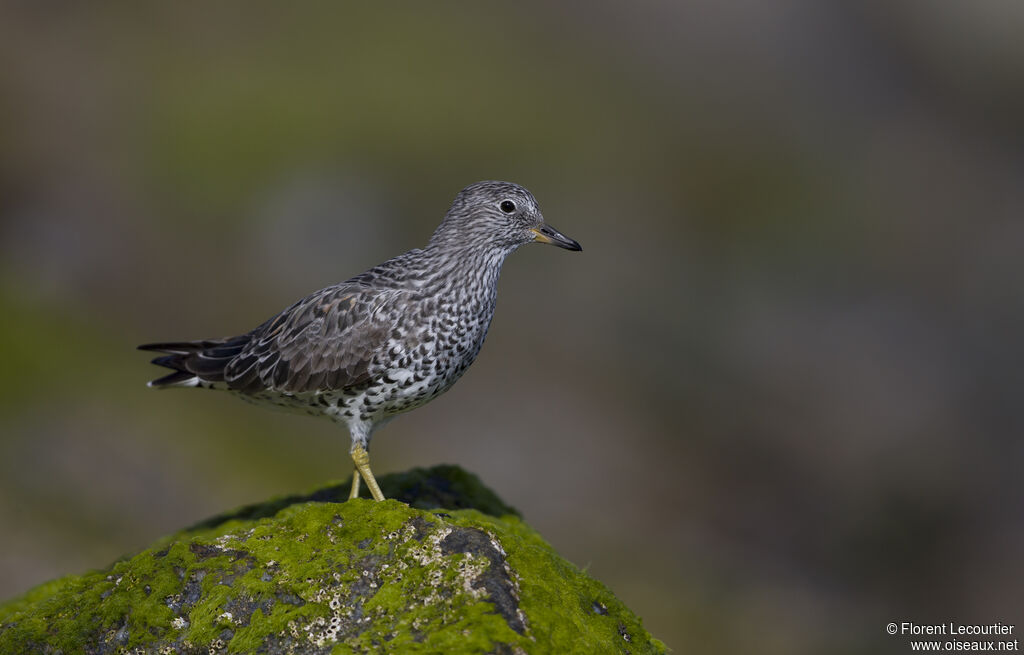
top-left (348, 467), bottom-right (361, 500)
top-left (351, 444), bottom-right (385, 501)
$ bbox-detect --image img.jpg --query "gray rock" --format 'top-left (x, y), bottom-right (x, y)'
top-left (0, 466), bottom-right (665, 654)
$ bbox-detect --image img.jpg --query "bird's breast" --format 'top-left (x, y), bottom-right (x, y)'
top-left (366, 291), bottom-right (495, 406)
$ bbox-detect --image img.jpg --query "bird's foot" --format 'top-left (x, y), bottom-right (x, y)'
top-left (348, 467), bottom-right (361, 500)
top-left (351, 444), bottom-right (385, 501)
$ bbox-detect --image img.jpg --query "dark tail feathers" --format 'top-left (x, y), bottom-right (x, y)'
top-left (138, 335), bottom-right (251, 387)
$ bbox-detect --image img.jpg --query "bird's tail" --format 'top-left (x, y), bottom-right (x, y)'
top-left (138, 335), bottom-right (251, 388)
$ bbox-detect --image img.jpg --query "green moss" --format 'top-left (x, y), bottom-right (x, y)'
top-left (0, 466), bottom-right (665, 654)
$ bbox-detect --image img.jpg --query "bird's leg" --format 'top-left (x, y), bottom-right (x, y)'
top-left (351, 444), bottom-right (385, 501)
top-left (348, 467), bottom-right (361, 500)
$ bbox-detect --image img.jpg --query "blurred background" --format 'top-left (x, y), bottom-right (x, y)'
top-left (1, 1), bottom-right (1022, 652)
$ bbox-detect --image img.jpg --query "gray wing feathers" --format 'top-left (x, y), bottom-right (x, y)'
top-left (224, 285), bottom-right (394, 394)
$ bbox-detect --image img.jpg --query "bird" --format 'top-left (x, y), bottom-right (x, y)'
top-left (139, 181), bottom-right (581, 501)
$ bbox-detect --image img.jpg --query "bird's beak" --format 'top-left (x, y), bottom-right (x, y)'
top-left (530, 224), bottom-right (582, 251)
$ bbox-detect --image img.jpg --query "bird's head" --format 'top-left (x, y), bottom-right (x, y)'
top-left (430, 181), bottom-right (582, 254)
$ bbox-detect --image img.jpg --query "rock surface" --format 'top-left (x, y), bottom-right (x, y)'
top-left (0, 466), bottom-right (665, 654)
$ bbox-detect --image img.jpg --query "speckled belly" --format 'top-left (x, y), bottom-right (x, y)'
top-left (233, 311), bottom-right (489, 428)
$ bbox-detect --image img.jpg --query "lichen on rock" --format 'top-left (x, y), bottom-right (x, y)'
top-left (0, 466), bottom-right (665, 654)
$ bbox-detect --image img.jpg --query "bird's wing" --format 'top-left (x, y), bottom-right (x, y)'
top-left (224, 283), bottom-right (399, 394)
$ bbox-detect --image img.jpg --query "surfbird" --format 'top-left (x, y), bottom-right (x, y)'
top-left (140, 181), bottom-right (581, 501)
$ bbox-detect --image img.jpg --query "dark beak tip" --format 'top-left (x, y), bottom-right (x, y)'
top-left (537, 224), bottom-right (581, 252)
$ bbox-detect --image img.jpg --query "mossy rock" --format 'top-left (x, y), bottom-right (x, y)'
top-left (0, 466), bottom-right (665, 654)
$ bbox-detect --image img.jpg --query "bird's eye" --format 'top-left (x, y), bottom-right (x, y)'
top-left (499, 200), bottom-right (516, 214)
